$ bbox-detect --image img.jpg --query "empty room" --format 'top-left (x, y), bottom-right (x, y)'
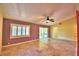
top-left (0, 3), bottom-right (78, 56)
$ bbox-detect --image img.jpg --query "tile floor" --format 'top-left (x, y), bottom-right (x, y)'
top-left (1, 39), bottom-right (76, 56)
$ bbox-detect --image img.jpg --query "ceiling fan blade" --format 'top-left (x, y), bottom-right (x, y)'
top-left (47, 16), bottom-right (50, 20)
top-left (49, 19), bottom-right (54, 22)
top-left (35, 13), bottom-right (48, 22)
top-left (35, 16), bottom-right (45, 22)
top-left (40, 19), bottom-right (46, 22)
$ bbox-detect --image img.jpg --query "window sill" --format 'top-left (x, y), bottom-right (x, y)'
top-left (10, 35), bottom-right (30, 39)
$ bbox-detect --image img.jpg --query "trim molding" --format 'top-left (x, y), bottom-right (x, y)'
top-left (3, 39), bottom-right (38, 48)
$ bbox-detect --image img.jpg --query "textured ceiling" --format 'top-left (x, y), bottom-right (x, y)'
top-left (0, 3), bottom-right (78, 26)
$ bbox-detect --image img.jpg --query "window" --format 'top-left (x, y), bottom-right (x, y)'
top-left (11, 25), bottom-right (17, 36)
top-left (11, 24), bottom-right (30, 38)
top-left (18, 26), bottom-right (22, 36)
top-left (22, 26), bottom-right (26, 35)
top-left (26, 26), bottom-right (30, 36)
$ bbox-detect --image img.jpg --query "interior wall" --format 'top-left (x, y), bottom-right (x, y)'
top-left (0, 4), bottom-right (3, 54)
top-left (3, 18), bottom-right (50, 46)
top-left (0, 15), bottom-right (3, 54)
top-left (76, 10), bottom-right (79, 56)
top-left (50, 16), bottom-right (77, 41)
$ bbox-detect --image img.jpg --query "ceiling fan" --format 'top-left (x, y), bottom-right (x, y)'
top-left (45, 16), bottom-right (54, 23)
top-left (35, 9), bottom-right (58, 23)
top-left (36, 12), bottom-right (55, 23)
top-left (36, 15), bottom-right (55, 23)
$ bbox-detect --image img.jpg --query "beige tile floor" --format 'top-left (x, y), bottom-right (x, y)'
top-left (1, 39), bottom-right (76, 56)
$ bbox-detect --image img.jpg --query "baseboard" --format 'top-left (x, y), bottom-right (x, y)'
top-left (3, 39), bottom-right (38, 48)
top-left (50, 38), bottom-right (77, 42)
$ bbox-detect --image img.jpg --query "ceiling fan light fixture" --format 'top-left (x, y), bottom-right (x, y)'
top-left (46, 20), bottom-right (50, 23)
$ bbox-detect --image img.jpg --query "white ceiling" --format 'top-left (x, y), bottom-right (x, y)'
top-left (1, 3), bottom-right (78, 26)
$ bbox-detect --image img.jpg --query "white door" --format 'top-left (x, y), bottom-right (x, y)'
top-left (39, 27), bottom-right (48, 44)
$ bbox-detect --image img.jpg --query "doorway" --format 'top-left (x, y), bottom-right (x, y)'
top-left (39, 27), bottom-right (48, 44)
